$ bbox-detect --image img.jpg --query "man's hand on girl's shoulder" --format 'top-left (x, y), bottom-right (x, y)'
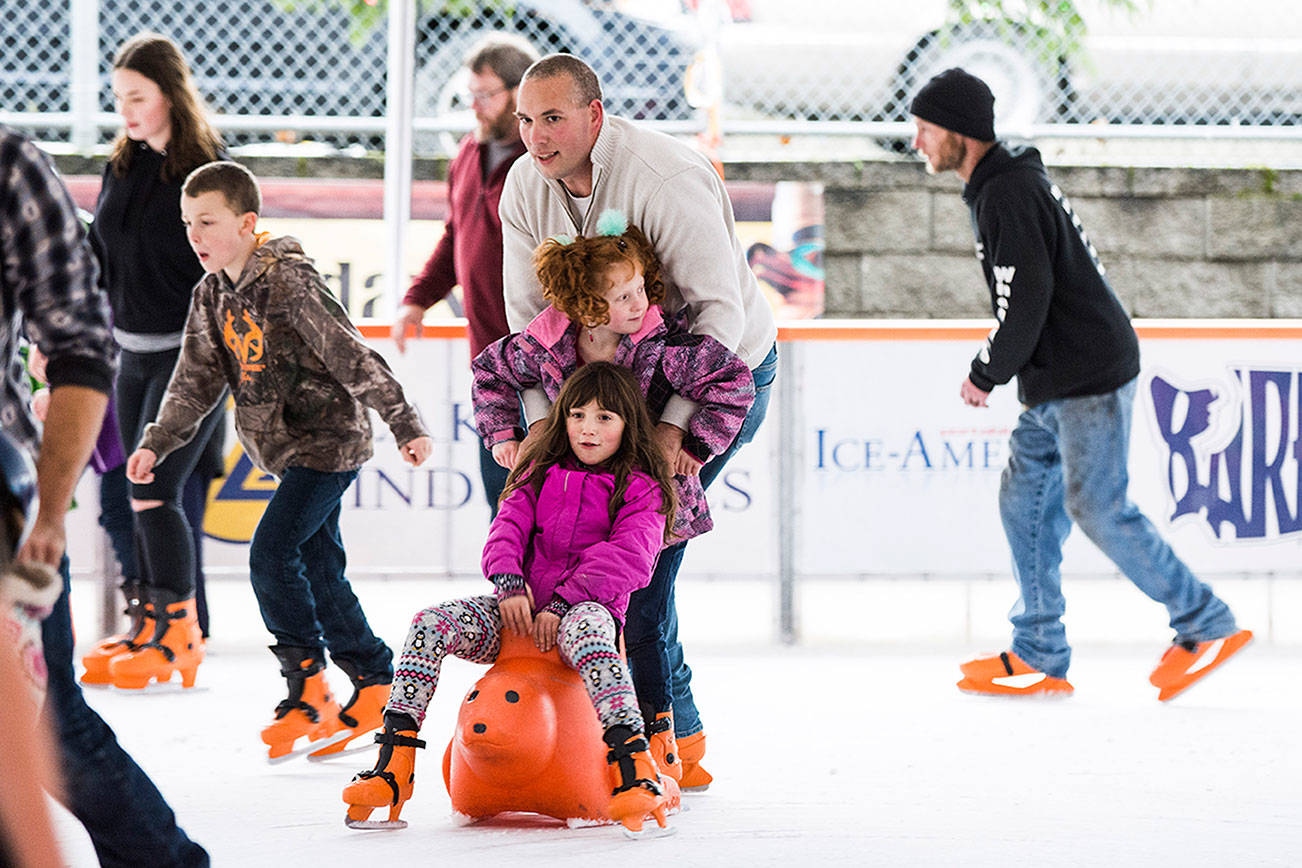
top-left (654, 421), bottom-right (684, 467)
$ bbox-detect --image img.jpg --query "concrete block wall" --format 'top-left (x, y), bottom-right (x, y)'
top-left (729, 158), bottom-right (1302, 319)
top-left (51, 151), bottom-right (1302, 319)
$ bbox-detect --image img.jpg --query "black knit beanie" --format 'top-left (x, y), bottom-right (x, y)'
top-left (910, 68), bottom-right (996, 141)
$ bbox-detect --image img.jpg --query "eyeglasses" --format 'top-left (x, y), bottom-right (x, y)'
top-left (463, 86), bottom-right (507, 105)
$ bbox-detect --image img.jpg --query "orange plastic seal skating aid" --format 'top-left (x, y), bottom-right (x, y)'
top-left (443, 629), bottom-right (679, 829)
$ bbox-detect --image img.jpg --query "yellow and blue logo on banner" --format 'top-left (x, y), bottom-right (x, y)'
top-left (203, 445), bottom-right (277, 543)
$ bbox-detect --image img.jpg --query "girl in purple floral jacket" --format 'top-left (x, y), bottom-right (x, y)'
top-left (472, 212), bottom-right (755, 541)
top-left (344, 363), bottom-right (679, 833)
top-left (470, 211), bottom-right (754, 787)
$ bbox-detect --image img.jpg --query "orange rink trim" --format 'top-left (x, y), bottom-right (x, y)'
top-left (358, 319), bottom-right (1302, 342)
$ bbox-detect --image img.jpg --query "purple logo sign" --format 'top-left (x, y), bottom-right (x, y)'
top-left (1148, 368), bottom-right (1301, 541)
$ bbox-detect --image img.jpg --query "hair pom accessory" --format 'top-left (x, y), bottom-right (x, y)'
top-left (595, 209), bottom-right (629, 237)
top-left (549, 233), bottom-right (575, 246)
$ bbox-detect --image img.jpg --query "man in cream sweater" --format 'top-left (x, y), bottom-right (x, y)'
top-left (499, 53), bottom-right (778, 791)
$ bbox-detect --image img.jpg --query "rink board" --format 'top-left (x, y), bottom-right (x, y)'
top-left (65, 321), bottom-right (1302, 580)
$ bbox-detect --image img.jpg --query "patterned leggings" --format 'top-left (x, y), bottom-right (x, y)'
top-left (386, 595), bottom-right (642, 734)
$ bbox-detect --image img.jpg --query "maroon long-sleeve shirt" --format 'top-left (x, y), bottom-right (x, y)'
top-left (404, 133), bottom-right (525, 358)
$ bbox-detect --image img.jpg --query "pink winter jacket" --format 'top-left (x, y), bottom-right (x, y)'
top-left (481, 462), bottom-right (666, 626)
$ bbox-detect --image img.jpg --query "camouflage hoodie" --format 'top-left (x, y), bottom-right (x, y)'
top-left (139, 236), bottom-right (426, 476)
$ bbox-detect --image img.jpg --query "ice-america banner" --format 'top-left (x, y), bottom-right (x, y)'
top-left (64, 325), bottom-right (1302, 580)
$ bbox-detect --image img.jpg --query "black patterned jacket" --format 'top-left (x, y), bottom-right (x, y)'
top-left (0, 128), bottom-right (115, 455)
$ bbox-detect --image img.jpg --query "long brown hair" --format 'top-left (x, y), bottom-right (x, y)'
top-left (501, 362), bottom-right (677, 538)
top-left (108, 32), bottom-right (223, 181)
top-left (534, 223), bottom-right (665, 328)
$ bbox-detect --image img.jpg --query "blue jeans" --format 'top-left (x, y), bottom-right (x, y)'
top-left (626, 343), bottom-right (778, 737)
top-left (248, 467), bottom-right (392, 679)
top-left (97, 463), bottom-right (137, 585)
top-left (41, 559), bottom-right (209, 867)
top-left (1000, 378), bottom-right (1237, 678)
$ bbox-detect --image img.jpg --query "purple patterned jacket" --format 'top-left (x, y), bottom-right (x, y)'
top-left (471, 304), bottom-right (754, 540)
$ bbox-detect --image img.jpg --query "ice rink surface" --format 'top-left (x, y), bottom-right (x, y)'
top-left (52, 576), bottom-right (1302, 867)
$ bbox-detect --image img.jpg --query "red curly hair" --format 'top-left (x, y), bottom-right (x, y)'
top-left (533, 224), bottom-right (665, 327)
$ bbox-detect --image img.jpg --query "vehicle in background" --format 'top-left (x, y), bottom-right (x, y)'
top-left (0, 0), bottom-right (699, 154)
top-left (717, 0), bottom-right (1302, 135)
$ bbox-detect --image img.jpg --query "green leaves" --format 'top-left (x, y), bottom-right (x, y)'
top-left (944, 0), bottom-right (1147, 63)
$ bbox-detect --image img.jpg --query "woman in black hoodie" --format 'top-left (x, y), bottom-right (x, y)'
top-left (84, 32), bottom-right (227, 690)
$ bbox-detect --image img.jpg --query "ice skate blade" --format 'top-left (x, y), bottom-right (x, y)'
top-left (305, 739), bottom-right (377, 763)
top-left (110, 681), bottom-right (208, 695)
top-left (306, 723), bottom-right (384, 760)
top-left (956, 677), bottom-right (1074, 698)
top-left (344, 816), bottom-right (408, 831)
top-left (266, 734), bottom-right (344, 765)
top-left (621, 823), bottom-right (676, 840)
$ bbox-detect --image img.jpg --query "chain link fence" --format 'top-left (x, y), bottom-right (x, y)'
top-left (1, 0), bottom-right (1300, 162)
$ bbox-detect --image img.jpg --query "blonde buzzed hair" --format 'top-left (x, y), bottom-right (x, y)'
top-left (182, 160), bottom-right (261, 216)
top-left (522, 53), bottom-right (602, 106)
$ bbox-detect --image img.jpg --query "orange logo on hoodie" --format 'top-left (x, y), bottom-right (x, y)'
top-left (223, 308), bottom-right (265, 382)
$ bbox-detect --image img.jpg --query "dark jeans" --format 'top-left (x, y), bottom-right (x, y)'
top-left (478, 436), bottom-right (510, 518)
top-left (41, 559), bottom-right (209, 867)
top-left (96, 463), bottom-right (213, 634)
top-left (625, 343), bottom-right (778, 737)
top-left (181, 471), bottom-right (211, 636)
top-left (248, 466), bottom-right (392, 679)
top-left (97, 463), bottom-right (137, 586)
top-left (116, 347), bottom-right (225, 597)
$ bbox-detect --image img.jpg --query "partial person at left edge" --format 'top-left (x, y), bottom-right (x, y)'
top-left (0, 125), bottom-right (209, 866)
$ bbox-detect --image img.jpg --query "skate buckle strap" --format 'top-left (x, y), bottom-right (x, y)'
top-left (607, 735), bottom-right (662, 797)
top-left (352, 769), bottom-right (401, 805)
top-left (274, 699), bottom-right (320, 722)
top-left (138, 642), bottom-right (176, 663)
top-left (339, 688), bottom-right (362, 728)
top-left (646, 716), bottom-right (671, 735)
top-left (373, 732), bottom-right (426, 750)
top-left (999, 652), bottom-right (1015, 676)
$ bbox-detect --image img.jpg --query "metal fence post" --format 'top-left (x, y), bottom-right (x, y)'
top-left (383, 0), bottom-right (416, 310)
top-left (69, 0), bottom-right (99, 153)
top-left (777, 340), bottom-right (799, 645)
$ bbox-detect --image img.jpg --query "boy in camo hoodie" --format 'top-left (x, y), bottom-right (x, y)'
top-left (126, 161), bottom-right (432, 762)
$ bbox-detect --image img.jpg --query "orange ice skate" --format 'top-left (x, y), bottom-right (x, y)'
top-left (645, 710), bottom-right (682, 782)
top-left (309, 660), bottom-right (389, 759)
top-left (956, 650), bottom-right (1074, 697)
top-left (676, 730), bottom-right (713, 791)
top-left (603, 726), bottom-right (672, 838)
top-left (106, 590), bottom-right (203, 689)
top-left (261, 645), bottom-right (344, 762)
top-left (80, 583), bottom-right (153, 685)
top-left (1148, 629), bottom-right (1253, 701)
top-left (343, 723), bottom-right (425, 830)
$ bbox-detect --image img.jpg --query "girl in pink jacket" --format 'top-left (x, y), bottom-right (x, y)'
top-left (472, 211), bottom-right (754, 788)
top-left (344, 362), bottom-right (678, 833)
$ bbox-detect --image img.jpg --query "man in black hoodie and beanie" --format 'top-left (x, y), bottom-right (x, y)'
top-left (910, 67), bottom-right (1251, 701)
